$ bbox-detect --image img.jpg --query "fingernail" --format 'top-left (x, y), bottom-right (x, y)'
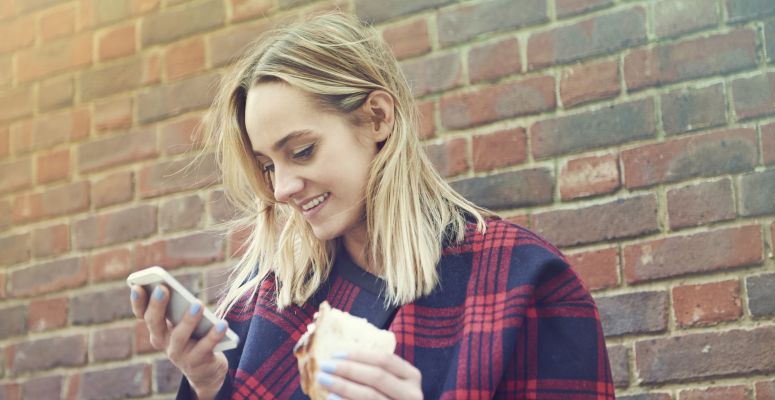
top-left (189, 302), bottom-right (201, 315)
top-left (326, 394), bottom-right (342, 400)
top-left (153, 286), bottom-right (164, 300)
top-left (331, 352), bottom-right (348, 360)
top-left (317, 372), bottom-right (333, 387)
top-left (216, 321), bottom-right (227, 333)
top-left (130, 289), bottom-right (138, 301)
top-left (319, 360), bottom-right (336, 373)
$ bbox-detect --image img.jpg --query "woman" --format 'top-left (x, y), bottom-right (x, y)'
top-left (130, 12), bottom-right (614, 400)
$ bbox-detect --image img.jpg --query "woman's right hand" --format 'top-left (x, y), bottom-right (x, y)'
top-left (130, 284), bottom-right (229, 400)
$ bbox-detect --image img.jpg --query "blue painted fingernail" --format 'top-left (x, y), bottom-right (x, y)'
top-left (326, 394), bottom-right (342, 400)
top-left (319, 360), bottom-right (336, 373)
top-left (317, 372), bottom-right (333, 387)
top-left (189, 302), bottom-right (201, 315)
top-left (130, 289), bottom-right (138, 301)
top-left (216, 321), bottom-right (227, 333)
top-left (331, 352), bottom-right (348, 359)
top-left (153, 286), bottom-right (164, 300)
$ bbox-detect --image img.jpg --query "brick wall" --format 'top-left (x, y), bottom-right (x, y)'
top-left (0, 0), bottom-right (773, 398)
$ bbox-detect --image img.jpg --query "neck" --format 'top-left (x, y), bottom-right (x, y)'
top-left (341, 224), bottom-right (377, 275)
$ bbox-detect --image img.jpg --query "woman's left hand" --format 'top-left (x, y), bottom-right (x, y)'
top-left (316, 351), bottom-right (423, 400)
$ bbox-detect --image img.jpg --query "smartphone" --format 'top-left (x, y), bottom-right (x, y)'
top-left (126, 266), bottom-right (239, 352)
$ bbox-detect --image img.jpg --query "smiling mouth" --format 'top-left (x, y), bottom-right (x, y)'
top-left (302, 192), bottom-right (330, 212)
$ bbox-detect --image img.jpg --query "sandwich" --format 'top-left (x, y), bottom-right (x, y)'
top-left (293, 301), bottom-right (397, 400)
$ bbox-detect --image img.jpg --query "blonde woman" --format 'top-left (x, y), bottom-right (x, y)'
top-left (130, 13), bottom-right (614, 400)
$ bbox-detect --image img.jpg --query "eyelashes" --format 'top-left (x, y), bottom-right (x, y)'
top-left (258, 143), bottom-right (317, 175)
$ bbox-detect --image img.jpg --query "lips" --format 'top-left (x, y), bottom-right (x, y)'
top-left (301, 192), bottom-right (330, 212)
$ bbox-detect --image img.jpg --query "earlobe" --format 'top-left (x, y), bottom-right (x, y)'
top-left (365, 90), bottom-right (394, 143)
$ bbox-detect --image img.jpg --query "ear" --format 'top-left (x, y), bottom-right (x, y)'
top-left (361, 90), bottom-right (394, 143)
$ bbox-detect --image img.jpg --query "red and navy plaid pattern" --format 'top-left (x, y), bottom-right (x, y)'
top-left (177, 220), bottom-right (615, 399)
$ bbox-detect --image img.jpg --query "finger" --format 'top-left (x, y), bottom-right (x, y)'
top-left (143, 285), bottom-right (171, 349)
top-left (167, 301), bottom-right (205, 360)
top-left (318, 359), bottom-right (409, 400)
top-left (188, 320), bottom-right (229, 360)
top-left (317, 371), bottom-right (389, 400)
top-left (337, 351), bottom-right (421, 383)
top-left (129, 285), bottom-right (148, 320)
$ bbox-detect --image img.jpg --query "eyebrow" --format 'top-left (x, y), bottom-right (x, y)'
top-left (252, 129), bottom-right (314, 157)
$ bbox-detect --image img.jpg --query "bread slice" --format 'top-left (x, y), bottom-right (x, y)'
top-left (293, 301), bottom-right (397, 399)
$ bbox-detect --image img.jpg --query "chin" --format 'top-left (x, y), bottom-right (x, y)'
top-left (309, 224), bottom-right (339, 241)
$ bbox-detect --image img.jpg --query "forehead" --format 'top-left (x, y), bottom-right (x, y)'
top-left (243, 83), bottom-right (321, 150)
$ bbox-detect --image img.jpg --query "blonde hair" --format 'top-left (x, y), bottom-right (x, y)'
top-left (206, 12), bottom-right (493, 314)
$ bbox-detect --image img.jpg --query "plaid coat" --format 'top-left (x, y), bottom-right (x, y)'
top-left (178, 219), bottom-right (615, 399)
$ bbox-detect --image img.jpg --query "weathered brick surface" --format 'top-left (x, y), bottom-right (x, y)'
top-left (31, 223), bottom-right (69, 258)
top-left (607, 344), bottom-right (629, 388)
top-left (0, 15), bottom-right (36, 54)
top-left (560, 58), bottom-right (619, 108)
top-left (450, 168), bottom-right (554, 210)
top-left (12, 181), bottom-right (90, 224)
top-left (0, 158), bottom-right (32, 194)
top-left (79, 57), bottom-right (143, 101)
top-left (673, 280), bottom-right (742, 327)
top-left (134, 320), bottom-right (156, 354)
top-left (533, 194), bottom-right (658, 247)
top-left (528, 7), bottom-right (646, 70)
top-left (556, 0), bottom-right (613, 18)
top-left (767, 17), bottom-right (775, 64)
top-left (726, 0), bottom-right (775, 23)
top-left (355, 0), bottom-right (452, 23)
top-left (71, 286), bottom-right (133, 325)
top-left (137, 72), bottom-right (218, 124)
top-left (597, 291), bottom-right (667, 337)
top-left (622, 128), bottom-right (757, 189)
top-left (667, 178), bottom-right (735, 229)
top-left (28, 297), bottom-right (67, 332)
top-left (401, 52), bottom-right (462, 97)
top-left (230, 0), bottom-right (273, 22)
top-left (10, 335), bottom-right (87, 374)
top-left (134, 232), bottom-right (226, 269)
top-left (472, 128), bottom-right (526, 172)
top-left (36, 148), bottom-right (70, 184)
top-left (747, 273), bottom-right (775, 318)
top-left (39, 5), bottom-right (76, 41)
top-left (0, 383), bottom-right (21, 400)
top-left (756, 379), bottom-right (775, 400)
top-left (22, 108), bottom-right (90, 153)
top-left (654, 0), bottom-right (719, 39)
top-left (0, 305), bottom-right (27, 339)
top-left (423, 137), bottom-right (468, 178)
top-left (77, 127), bottom-right (158, 173)
top-left (160, 194), bottom-right (204, 232)
top-left (636, 327), bottom-right (775, 384)
top-left (91, 326), bottom-right (132, 361)
top-left (661, 83), bottom-right (726, 135)
top-left (162, 115), bottom-right (204, 155)
top-left (625, 28), bottom-right (757, 91)
top-left (9, 257), bottom-right (88, 297)
top-left (38, 77), bottom-right (74, 112)
top-left (764, 122), bottom-right (775, 165)
top-left (141, 0), bottom-right (225, 46)
top-left (438, 0), bottom-right (546, 47)
top-left (209, 190), bottom-right (238, 224)
top-left (138, 155), bottom-right (219, 198)
top-left (0, 232), bottom-right (31, 266)
top-left (21, 376), bottom-right (62, 399)
top-left (94, 97), bottom-right (133, 132)
top-left (16, 33), bottom-right (92, 83)
top-left (165, 37), bottom-right (206, 81)
top-left (155, 358), bottom-right (183, 393)
top-left (566, 246), bottom-right (618, 291)
top-left (623, 225), bottom-right (762, 283)
top-left (468, 37), bottom-right (521, 84)
top-left (208, 20), bottom-right (270, 67)
top-left (98, 22), bottom-right (136, 61)
top-left (531, 98), bottom-right (655, 159)
top-left (441, 75), bottom-right (555, 130)
top-left (740, 169), bottom-right (775, 217)
top-left (0, 88), bottom-right (33, 123)
top-left (77, 364), bottom-right (151, 399)
top-left (73, 205), bottom-right (157, 250)
top-left (733, 72), bottom-right (775, 121)
top-left (91, 246), bottom-right (133, 282)
top-left (382, 17), bottom-right (430, 60)
top-left (559, 153), bottom-right (619, 200)
top-left (92, 171), bottom-right (134, 208)
top-left (679, 386), bottom-right (747, 400)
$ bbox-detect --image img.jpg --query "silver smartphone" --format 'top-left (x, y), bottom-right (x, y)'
top-left (126, 266), bottom-right (239, 352)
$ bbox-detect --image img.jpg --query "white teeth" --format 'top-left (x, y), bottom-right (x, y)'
top-left (302, 193), bottom-right (329, 211)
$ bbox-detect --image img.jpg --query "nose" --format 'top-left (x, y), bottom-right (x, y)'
top-left (272, 165), bottom-right (304, 203)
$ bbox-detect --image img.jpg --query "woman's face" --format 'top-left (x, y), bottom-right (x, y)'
top-left (244, 82), bottom-right (379, 242)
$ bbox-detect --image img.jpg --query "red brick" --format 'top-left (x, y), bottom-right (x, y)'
top-left (424, 137), bottom-right (468, 178)
top-left (98, 23), bottom-right (136, 61)
top-left (472, 128), bottom-right (526, 171)
top-left (0, 305), bottom-right (26, 339)
top-left (673, 280), bottom-right (742, 328)
top-left (756, 380), bottom-right (775, 400)
top-left (28, 297), bottom-right (68, 332)
top-left (566, 246), bottom-right (618, 291)
top-left (417, 100), bottom-right (435, 140)
top-left (732, 72), bottom-right (775, 121)
top-left (764, 122), bottom-right (775, 166)
top-left (36, 148), bottom-right (70, 184)
top-left (94, 97), bottom-right (133, 132)
top-left (451, 168), bottom-right (554, 210)
top-left (71, 286), bottom-right (133, 324)
top-left (136, 72), bottom-right (219, 123)
top-left (382, 17), bottom-right (430, 60)
top-left (0, 14), bottom-right (36, 54)
top-left (165, 37), bottom-right (206, 81)
top-left (0, 127), bottom-right (8, 157)
top-left (667, 178), bottom-right (735, 229)
top-left (437, 0), bottom-right (547, 47)
top-left (0, 87), bottom-right (34, 123)
top-left (727, 0), bottom-right (775, 23)
top-left (12, 181), bottom-right (90, 223)
top-left (0, 199), bottom-right (10, 231)
top-left (556, 0), bottom-right (613, 18)
top-left (504, 214), bottom-right (529, 228)
top-left (622, 128), bottom-right (757, 189)
top-left (80, 57), bottom-right (143, 101)
top-left (38, 76), bottom-right (74, 112)
top-left (528, 7), bottom-right (645, 70)
top-left (138, 155), bottom-right (219, 198)
top-left (28, 108), bottom-right (90, 151)
top-left (160, 194), bottom-right (204, 232)
top-left (441, 75), bottom-right (555, 130)
top-left (468, 37), bottom-right (521, 83)
top-left (79, 0), bottom-right (131, 27)
top-left (654, 0), bottom-right (719, 39)
top-left (78, 364), bottom-right (151, 398)
top-left (31, 223), bottom-right (70, 258)
top-left (661, 83), bottom-right (726, 136)
top-left (679, 385), bottom-right (747, 400)
top-left (208, 20), bottom-right (270, 67)
top-left (623, 225), bottom-right (762, 284)
top-left (230, 0), bottom-right (273, 21)
top-left (401, 52), bottom-right (462, 97)
top-left (22, 376), bottom-right (62, 399)
top-left (39, 5), bottom-right (76, 41)
top-left (1, 384), bottom-right (20, 400)
top-left (141, 0), bottom-right (225, 47)
top-left (607, 345), bottom-right (629, 388)
top-left (92, 171), bottom-right (134, 208)
top-left (208, 189), bottom-right (237, 224)
top-left (0, 232), bottom-right (31, 266)
top-left (533, 194), bottom-right (658, 247)
top-left (559, 153), bottom-right (619, 200)
top-left (636, 327), bottom-right (775, 384)
top-left (16, 33), bottom-right (92, 83)
top-left (156, 357), bottom-right (184, 393)
top-left (134, 320), bottom-right (156, 354)
top-left (77, 127), bottom-right (158, 173)
top-left (91, 326), bottom-right (132, 361)
top-left (73, 205), bottom-right (157, 250)
top-left (0, 158), bottom-right (32, 194)
top-left (0, 272), bottom-right (6, 299)
top-left (740, 169), bottom-right (775, 217)
top-left (355, 0), bottom-right (449, 24)
top-left (143, 51), bottom-right (162, 84)
top-left (162, 114), bottom-right (204, 155)
top-left (560, 58), bottom-right (619, 108)
top-left (203, 263), bottom-right (232, 304)
top-left (134, 232), bottom-right (225, 269)
top-left (624, 28), bottom-right (757, 91)
top-left (598, 291), bottom-right (667, 336)
top-left (229, 225), bottom-right (253, 258)
top-left (8, 257), bottom-right (88, 297)
top-left (91, 246), bottom-right (133, 282)
top-left (133, 0), bottom-right (160, 13)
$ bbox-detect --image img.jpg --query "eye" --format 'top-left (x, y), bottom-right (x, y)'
top-left (262, 162), bottom-right (275, 174)
top-left (292, 144), bottom-right (315, 160)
